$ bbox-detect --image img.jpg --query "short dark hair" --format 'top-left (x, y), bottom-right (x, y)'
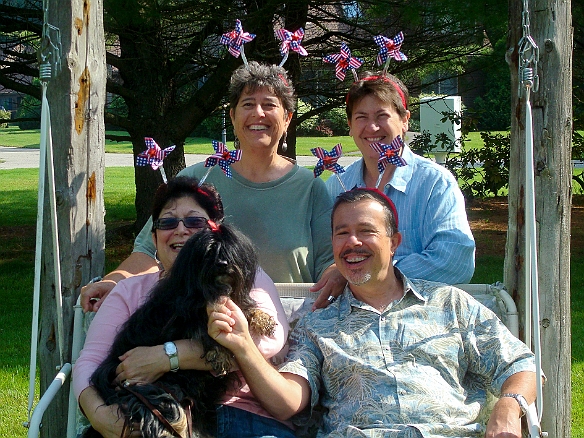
top-left (229, 61), bottom-right (296, 114)
top-left (345, 72), bottom-right (409, 120)
top-left (151, 177), bottom-right (224, 226)
top-left (332, 188), bottom-right (399, 235)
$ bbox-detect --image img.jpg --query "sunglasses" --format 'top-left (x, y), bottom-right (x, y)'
top-left (153, 216), bottom-right (209, 231)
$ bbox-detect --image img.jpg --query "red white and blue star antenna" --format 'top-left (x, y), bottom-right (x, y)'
top-left (323, 42), bottom-right (364, 82)
top-left (374, 31), bottom-right (407, 76)
top-left (136, 137), bottom-right (176, 183)
top-left (369, 135), bottom-right (407, 189)
top-left (220, 19), bottom-right (256, 66)
top-left (275, 27), bottom-right (308, 67)
top-left (311, 144), bottom-right (347, 191)
top-left (199, 140), bottom-right (242, 184)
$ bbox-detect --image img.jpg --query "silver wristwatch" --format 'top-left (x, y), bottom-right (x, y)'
top-left (501, 393), bottom-right (529, 417)
top-left (163, 341), bottom-right (179, 372)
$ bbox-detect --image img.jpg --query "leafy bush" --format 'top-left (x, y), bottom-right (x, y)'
top-left (16, 94), bottom-right (41, 130)
top-left (0, 108), bottom-right (10, 128)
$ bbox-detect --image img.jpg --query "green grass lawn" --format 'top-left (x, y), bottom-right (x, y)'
top-left (1, 155), bottom-right (582, 435)
top-left (0, 126), bottom-right (476, 155)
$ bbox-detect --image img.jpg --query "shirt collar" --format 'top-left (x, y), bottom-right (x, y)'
top-left (339, 267), bottom-right (426, 317)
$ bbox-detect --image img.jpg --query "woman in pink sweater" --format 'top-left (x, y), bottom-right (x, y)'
top-left (73, 177), bottom-right (290, 438)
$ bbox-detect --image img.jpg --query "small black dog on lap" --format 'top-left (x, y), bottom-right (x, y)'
top-left (83, 223), bottom-right (275, 438)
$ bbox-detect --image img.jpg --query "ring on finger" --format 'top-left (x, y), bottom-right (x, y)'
top-left (123, 380), bottom-right (130, 388)
top-left (327, 295), bottom-right (337, 303)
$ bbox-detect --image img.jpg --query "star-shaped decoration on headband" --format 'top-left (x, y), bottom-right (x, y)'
top-left (220, 19), bottom-right (256, 59)
top-left (374, 32), bottom-right (407, 66)
top-left (323, 42), bottom-right (363, 81)
top-left (311, 144), bottom-right (345, 177)
top-left (276, 28), bottom-right (308, 57)
top-left (202, 140), bottom-right (242, 182)
top-left (136, 138), bottom-right (175, 171)
top-left (369, 135), bottom-right (407, 174)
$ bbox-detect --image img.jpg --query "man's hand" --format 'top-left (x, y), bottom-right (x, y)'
top-left (207, 297), bottom-right (253, 355)
top-left (114, 346), bottom-right (168, 386)
top-left (80, 279), bottom-right (117, 312)
top-left (309, 264), bottom-right (347, 310)
top-left (484, 396), bottom-right (523, 438)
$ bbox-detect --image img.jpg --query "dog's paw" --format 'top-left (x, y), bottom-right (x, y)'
top-left (246, 309), bottom-right (276, 337)
top-left (204, 346), bottom-right (233, 376)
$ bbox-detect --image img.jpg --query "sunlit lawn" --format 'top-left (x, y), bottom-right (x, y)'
top-left (0, 126), bottom-right (487, 155)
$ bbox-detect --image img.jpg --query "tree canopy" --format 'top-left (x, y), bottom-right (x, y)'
top-left (0, 0), bottom-right (508, 227)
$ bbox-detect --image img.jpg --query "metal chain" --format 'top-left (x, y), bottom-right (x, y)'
top-left (37, 0), bottom-right (62, 82)
top-left (518, 0), bottom-right (539, 95)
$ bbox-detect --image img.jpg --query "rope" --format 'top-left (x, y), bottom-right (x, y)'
top-left (518, 0), bottom-right (544, 422)
top-left (25, 0), bottom-right (63, 428)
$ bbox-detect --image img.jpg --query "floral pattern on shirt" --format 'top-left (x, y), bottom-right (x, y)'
top-left (279, 272), bottom-right (535, 438)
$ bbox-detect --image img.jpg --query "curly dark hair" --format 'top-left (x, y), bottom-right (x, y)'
top-left (151, 176), bottom-right (224, 227)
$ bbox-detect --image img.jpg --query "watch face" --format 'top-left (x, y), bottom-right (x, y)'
top-left (164, 342), bottom-right (177, 355)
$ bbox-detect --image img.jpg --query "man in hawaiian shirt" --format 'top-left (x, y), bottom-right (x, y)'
top-left (209, 188), bottom-right (537, 438)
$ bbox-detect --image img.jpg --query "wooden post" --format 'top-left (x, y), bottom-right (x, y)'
top-left (38, 0), bottom-right (106, 437)
top-left (505, 0), bottom-right (572, 436)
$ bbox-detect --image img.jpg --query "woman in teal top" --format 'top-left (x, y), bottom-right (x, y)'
top-left (82, 61), bottom-right (341, 311)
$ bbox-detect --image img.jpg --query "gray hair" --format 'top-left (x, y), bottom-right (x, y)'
top-left (229, 61), bottom-right (296, 114)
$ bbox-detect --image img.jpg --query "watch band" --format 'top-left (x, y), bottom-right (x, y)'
top-left (501, 393), bottom-right (528, 417)
top-left (164, 341), bottom-right (179, 372)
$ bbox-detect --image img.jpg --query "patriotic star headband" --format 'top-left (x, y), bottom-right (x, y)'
top-left (136, 137), bottom-right (176, 183)
top-left (374, 31), bottom-right (407, 75)
top-left (275, 27), bottom-right (308, 67)
top-left (221, 19), bottom-right (256, 66)
top-left (311, 144), bottom-right (347, 191)
top-left (370, 135), bottom-right (407, 189)
top-left (323, 42), bottom-right (364, 81)
top-left (199, 140), bottom-right (242, 185)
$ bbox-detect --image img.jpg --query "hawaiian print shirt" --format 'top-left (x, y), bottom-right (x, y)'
top-left (278, 271), bottom-right (536, 438)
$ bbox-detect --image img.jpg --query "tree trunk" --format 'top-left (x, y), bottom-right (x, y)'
top-left (39, 1), bottom-right (106, 437)
top-left (505, 0), bottom-right (572, 436)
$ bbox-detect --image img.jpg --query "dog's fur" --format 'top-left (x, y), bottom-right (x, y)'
top-left (83, 224), bottom-right (275, 438)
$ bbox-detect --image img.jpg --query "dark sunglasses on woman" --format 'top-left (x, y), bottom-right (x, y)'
top-left (153, 216), bottom-right (209, 230)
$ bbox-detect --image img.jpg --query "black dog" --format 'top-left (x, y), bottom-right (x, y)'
top-left (84, 224), bottom-right (275, 437)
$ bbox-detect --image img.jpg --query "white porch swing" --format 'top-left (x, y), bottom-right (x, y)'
top-left (23, 0), bottom-right (547, 436)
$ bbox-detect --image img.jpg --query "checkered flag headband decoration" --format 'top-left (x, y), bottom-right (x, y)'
top-left (374, 31), bottom-right (407, 76)
top-left (323, 42), bottom-right (364, 82)
top-left (370, 135), bottom-right (407, 189)
top-left (311, 144), bottom-right (347, 191)
top-left (136, 137), bottom-right (176, 183)
top-left (199, 140), bottom-right (242, 185)
top-left (220, 19), bottom-right (256, 66)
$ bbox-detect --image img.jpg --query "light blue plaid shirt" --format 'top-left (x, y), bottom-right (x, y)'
top-left (326, 145), bottom-right (475, 284)
top-left (279, 273), bottom-right (536, 438)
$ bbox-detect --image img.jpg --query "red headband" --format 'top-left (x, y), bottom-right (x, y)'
top-left (346, 75), bottom-right (407, 111)
top-left (355, 187), bottom-right (399, 229)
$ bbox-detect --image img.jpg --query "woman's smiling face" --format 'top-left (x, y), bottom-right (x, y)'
top-left (230, 86), bottom-right (292, 151)
top-left (348, 94), bottom-right (410, 160)
top-left (153, 196), bottom-right (210, 271)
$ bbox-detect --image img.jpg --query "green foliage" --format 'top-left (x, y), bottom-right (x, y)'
top-left (0, 108), bottom-right (10, 128)
top-left (16, 94), bottom-right (41, 130)
top-left (469, 39), bottom-right (511, 131)
top-left (297, 101), bottom-right (349, 137)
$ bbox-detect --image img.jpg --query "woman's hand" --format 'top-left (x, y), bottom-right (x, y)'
top-left (309, 264), bottom-right (347, 310)
top-left (115, 346), bottom-right (168, 386)
top-left (80, 279), bottom-right (118, 312)
top-left (79, 386), bottom-right (139, 438)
